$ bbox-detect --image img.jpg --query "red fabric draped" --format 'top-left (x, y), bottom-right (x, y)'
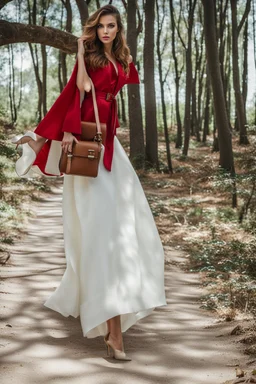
top-left (33, 57), bottom-right (140, 175)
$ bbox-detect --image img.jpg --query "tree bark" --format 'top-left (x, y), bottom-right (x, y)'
top-left (169, 0), bottom-right (182, 148)
top-left (0, 20), bottom-right (77, 54)
top-left (60, 0), bottom-right (72, 87)
top-left (75, 0), bottom-right (89, 27)
top-left (41, 44), bottom-right (47, 116)
top-left (0, 0), bottom-right (13, 10)
top-left (182, 0), bottom-right (197, 156)
top-left (127, 0), bottom-right (144, 168)
top-left (119, 88), bottom-right (126, 123)
top-left (144, 0), bottom-right (158, 169)
top-left (156, 0), bottom-right (172, 172)
top-left (203, 66), bottom-right (211, 143)
top-left (230, 0), bottom-right (249, 144)
top-left (202, 0), bottom-right (235, 174)
top-left (242, 19), bottom-right (248, 110)
top-left (8, 44), bottom-right (17, 123)
top-left (253, 0), bottom-right (256, 125)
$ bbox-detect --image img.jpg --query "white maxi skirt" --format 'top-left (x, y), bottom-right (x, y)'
top-left (44, 136), bottom-right (167, 338)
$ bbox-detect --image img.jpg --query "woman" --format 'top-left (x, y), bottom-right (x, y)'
top-left (12, 5), bottom-right (167, 361)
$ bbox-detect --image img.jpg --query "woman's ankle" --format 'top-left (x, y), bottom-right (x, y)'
top-left (35, 135), bottom-right (47, 143)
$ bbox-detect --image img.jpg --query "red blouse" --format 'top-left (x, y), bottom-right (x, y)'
top-left (33, 57), bottom-right (140, 175)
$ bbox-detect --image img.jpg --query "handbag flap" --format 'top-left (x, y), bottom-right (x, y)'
top-left (81, 121), bottom-right (107, 144)
top-left (72, 141), bottom-right (101, 159)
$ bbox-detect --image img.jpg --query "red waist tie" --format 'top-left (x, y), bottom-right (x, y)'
top-left (85, 91), bottom-right (117, 172)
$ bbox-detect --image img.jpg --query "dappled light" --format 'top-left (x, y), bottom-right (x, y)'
top-left (0, 184), bottom-right (246, 384)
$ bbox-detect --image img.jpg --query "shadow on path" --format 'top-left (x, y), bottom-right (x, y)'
top-left (0, 184), bottom-right (245, 384)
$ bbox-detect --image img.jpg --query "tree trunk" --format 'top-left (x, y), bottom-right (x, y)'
top-left (169, 0), bottom-right (182, 148)
top-left (127, 0), bottom-right (144, 168)
top-left (197, 5), bottom-right (205, 137)
top-left (75, 0), bottom-right (89, 27)
top-left (41, 44), bottom-right (47, 116)
top-left (8, 44), bottom-right (17, 123)
top-left (242, 19), bottom-right (248, 110)
top-left (120, 88), bottom-right (126, 123)
top-left (203, 66), bottom-right (211, 143)
top-left (202, 0), bottom-right (235, 174)
top-left (156, 0), bottom-right (172, 172)
top-left (225, 21), bottom-right (232, 123)
top-left (60, 0), bottom-right (72, 88)
top-left (144, 0), bottom-right (158, 169)
top-left (182, 0), bottom-right (197, 156)
top-left (253, 0), bottom-right (256, 125)
top-left (230, 0), bottom-right (249, 144)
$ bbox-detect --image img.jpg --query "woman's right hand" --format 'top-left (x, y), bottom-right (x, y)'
top-left (62, 132), bottom-right (79, 154)
top-left (77, 37), bottom-right (86, 56)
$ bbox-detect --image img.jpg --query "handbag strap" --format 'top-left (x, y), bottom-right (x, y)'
top-left (89, 78), bottom-right (102, 136)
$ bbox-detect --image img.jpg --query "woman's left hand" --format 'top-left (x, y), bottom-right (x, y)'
top-left (77, 38), bottom-right (86, 56)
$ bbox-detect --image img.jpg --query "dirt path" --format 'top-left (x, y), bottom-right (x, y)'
top-left (0, 183), bottom-right (247, 384)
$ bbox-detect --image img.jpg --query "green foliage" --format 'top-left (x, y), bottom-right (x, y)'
top-left (170, 197), bottom-right (197, 206)
top-left (0, 142), bottom-right (16, 159)
top-left (189, 239), bottom-right (256, 315)
top-left (190, 239), bottom-right (256, 278)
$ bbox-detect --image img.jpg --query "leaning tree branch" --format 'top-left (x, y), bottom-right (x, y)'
top-left (120, 0), bottom-right (127, 10)
top-left (0, 20), bottom-right (77, 54)
top-left (0, 0), bottom-right (13, 10)
top-left (237, 0), bottom-right (251, 36)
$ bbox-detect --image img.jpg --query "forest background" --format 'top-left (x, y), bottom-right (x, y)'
top-left (1, 0), bottom-right (256, 358)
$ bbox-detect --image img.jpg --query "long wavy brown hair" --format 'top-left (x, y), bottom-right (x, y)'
top-left (81, 5), bottom-right (130, 74)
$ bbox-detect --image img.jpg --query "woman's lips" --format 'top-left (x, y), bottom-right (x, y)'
top-left (103, 36), bottom-right (109, 39)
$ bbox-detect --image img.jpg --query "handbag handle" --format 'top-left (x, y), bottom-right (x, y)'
top-left (88, 78), bottom-right (102, 137)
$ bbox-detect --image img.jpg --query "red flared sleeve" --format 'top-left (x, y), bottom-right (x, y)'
top-left (125, 62), bottom-right (140, 85)
top-left (34, 59), bottom-right (81, 141)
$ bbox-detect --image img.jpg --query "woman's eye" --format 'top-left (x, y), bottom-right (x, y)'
top-left (97, 24), bottom-right (103, 28)
top-left (109, 24), bottom-right (115, 28)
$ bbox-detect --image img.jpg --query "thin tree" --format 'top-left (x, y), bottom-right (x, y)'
top-left (242, 18), bottom-right (248, 111)
top-left (75, 0), bottom-right (89, 26)
top-left (169, 0), bottom-right (183, 148)
top-left (8, 44), bottom-right (17, 123)
top-left (202, 0), bottom-right (235, 174)
top-left (127, 0), bottom-right (145, 168)
top-left (253, 0), bottom-right (256, 125)
top-left (156, 0), bottom-right (173, 172)
top-left (230, 0), bottom-right (251, 144)
top-left (181, 0), bottom-right (197, 156)
top-left (144, 0), bottom-right (158, 169)
top-left (59, 0), bottom-right (72, 88)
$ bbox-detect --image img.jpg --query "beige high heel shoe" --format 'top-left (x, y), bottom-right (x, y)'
top-left (104, 331), bottom-right (132, 361)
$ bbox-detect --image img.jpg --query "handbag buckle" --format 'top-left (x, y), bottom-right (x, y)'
top-left (94, 132), bottom-right (102, 143)
top-left (88, 149), bottom-right (95, 159)
top-left (106, 92), bottom-right (115, 101)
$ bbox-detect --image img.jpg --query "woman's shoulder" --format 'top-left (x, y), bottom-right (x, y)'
top-left (128, 55), bottom-right (133, 64)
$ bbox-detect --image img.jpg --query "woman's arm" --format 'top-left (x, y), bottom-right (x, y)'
top-left (76, 39), bottom-right (91, 93)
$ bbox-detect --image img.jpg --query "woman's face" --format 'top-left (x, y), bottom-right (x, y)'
top-left (97, 14), bottom-right (119, 46)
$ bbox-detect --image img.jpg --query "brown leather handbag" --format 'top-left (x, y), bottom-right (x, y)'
top-left (59, 78), bottom-right (105, 178)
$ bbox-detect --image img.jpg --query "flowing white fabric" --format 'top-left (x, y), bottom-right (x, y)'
top-left (44, 136), bottom-right (167, 338)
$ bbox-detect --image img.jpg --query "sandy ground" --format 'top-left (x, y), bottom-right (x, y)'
top-left (0, 183), bottom-right (248, 384)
